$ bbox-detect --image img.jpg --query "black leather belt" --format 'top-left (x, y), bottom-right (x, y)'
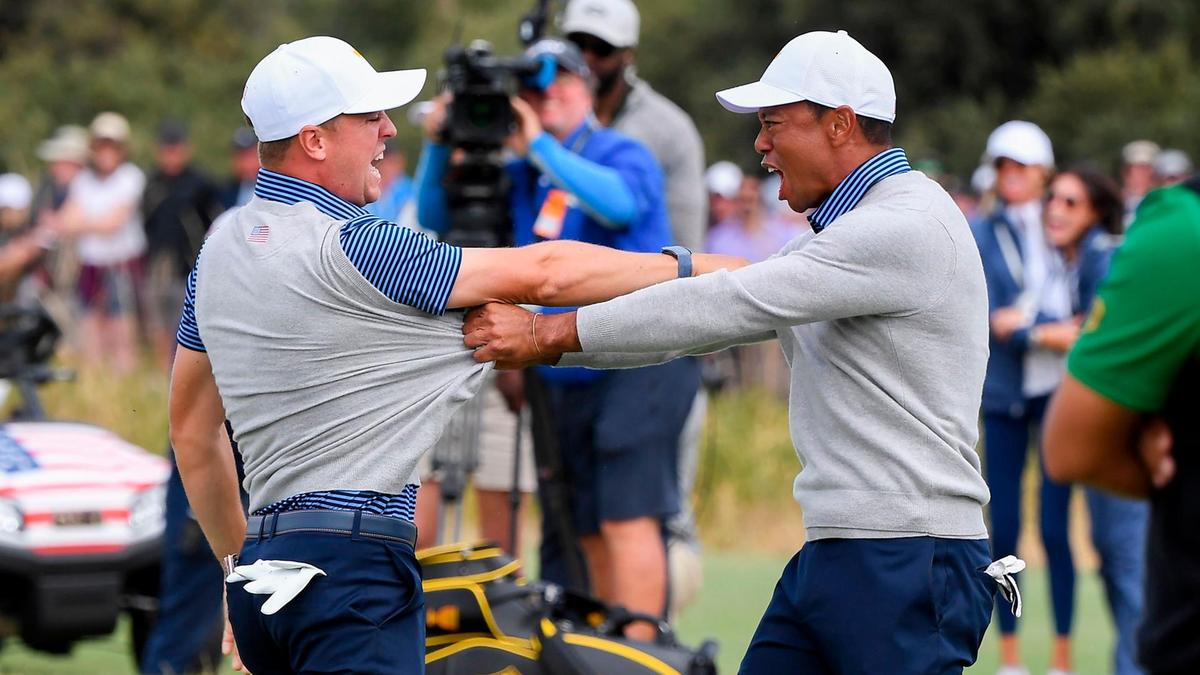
top-left (245, 510), bottom-right (417, 547)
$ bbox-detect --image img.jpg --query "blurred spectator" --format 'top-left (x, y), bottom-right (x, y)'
top-left (564, 0), bottom-right (707, 252)
top-left (1120, 140), bottom-right (1159, 226)
top-left (364, 140), bottom-right (412, 222)
top-left (972, 120), bottom-right (1078, 675)
top-left (31, 126), bottom-right (89, 227)
top-left (1044, 173), bottom-right (1200, 675)
top-left (0, 173), bottom-right (41, 301)
top-left (141, 121), bottom-right (223, 368)
top-left (58, 112), bottom-right (146, 373)
top-left (219, 127), bottom-right (260, 210)
top-left (706, 175), bottom-right (803, 262)
top-left (1153, 148), bottom-right (1192, 187)
top-left (705, 160), bottom-right (742, 227)
top-left (1043, 166), bottom-right (1145, 675)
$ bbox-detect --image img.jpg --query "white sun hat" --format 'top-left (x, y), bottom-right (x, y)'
top-left (242, 36), bottom-right (427, 143)
top-left (715, 30), bottom-right (896, 122)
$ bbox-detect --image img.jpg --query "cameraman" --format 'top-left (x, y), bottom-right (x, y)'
top-left (415, 38), bottom-right (697, 639)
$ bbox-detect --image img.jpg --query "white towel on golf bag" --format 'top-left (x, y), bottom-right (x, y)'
top-left (226, 559), bottom-right (326, 615)
top-left (984, 555), bottom-right (1026, 618)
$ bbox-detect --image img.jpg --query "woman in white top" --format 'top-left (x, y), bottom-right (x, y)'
top-left (58, 112), bottom-right (146, 373)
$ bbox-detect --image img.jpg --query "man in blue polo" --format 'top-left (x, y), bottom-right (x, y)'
top-left (415, 37), bottom-right (695, 640)
top-left (463, 31), bottom-right (1020, 673)
top-left (169, 36), bottom-right (745, 673)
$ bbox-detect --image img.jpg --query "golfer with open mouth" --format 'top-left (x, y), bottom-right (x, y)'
top-left (465, 30), bottom-right (1022, 674)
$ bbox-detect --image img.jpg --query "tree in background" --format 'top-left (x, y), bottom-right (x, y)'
top-left (2, 0), bottom-right (1200, 183)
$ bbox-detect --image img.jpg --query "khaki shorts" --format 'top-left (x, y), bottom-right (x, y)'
top-left (420, 372), bottom-right (536, 493)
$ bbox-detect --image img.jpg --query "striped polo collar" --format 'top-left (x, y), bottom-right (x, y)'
top-left (253, 168), bottom-right (369, 221)
top-left (808, 147), bottom-right (912, 233)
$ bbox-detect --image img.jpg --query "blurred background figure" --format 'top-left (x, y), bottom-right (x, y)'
top-left (0, 173), bottom-right (37, 301)
top-left (1120, 140), bottom-right (1159, 226)
top-left (706, 174), bottom-right (803, 262)
top-left (57, 112), bottom-right (145, 373)
top-left (972, 120), bottom-right (1078, 675)
top-left (141, 120), bottom-right (222, 369)
top-left (705, 160), bottom-right (742, 228)
top-left (219, 127), bottom-right (260, 211)
top-left (1153, 148), bottom-right (1192, 187)
top-left (365, 140), bottom-right (413, 223)
top-left (1043, 166), bottom-right (1147, 675)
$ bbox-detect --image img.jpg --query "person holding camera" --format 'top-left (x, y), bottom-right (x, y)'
top-left (415, 37), bottom-right (696, 640)
top-left (169, 36), bottom-right (744, 674)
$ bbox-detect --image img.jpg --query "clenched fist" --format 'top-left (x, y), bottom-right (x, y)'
top-left (464, 303), bottom-right (575, 369)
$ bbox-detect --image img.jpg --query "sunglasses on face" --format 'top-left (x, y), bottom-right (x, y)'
top-left (568, 33), bottom-right (617, 58)
top-left (1047, 192), bottom-right (1081, 209)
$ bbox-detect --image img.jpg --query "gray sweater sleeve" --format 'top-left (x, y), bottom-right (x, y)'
top-left (559, 330), bottom-right (775, 369)
top-left (576, 207), bottom-right (956, 353)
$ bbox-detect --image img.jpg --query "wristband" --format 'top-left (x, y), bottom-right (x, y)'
top-left (661, 246), bottom-right (693, 278)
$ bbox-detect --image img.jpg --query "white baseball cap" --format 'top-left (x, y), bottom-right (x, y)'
top-left (0, 173), bottom-right (33, 211)
top-left (705, 161), bottom-right (743, 199)
top-left (561, 0), bottom-right (640, 48)
top-left (242, 36), bottom-right (427, 143)
top-left (985, 120), bottom-right (1054, 168)
top-left (716, 30), bottom-right (896, 122)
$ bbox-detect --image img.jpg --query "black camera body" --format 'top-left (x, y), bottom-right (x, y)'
top-left (443, 40), bottom-right (542, 150)
top-left (438, 38), bottom-right (550, 249)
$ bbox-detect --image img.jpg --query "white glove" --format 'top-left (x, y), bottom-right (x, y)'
top-left (226, 559), bottom-right (326, 615)
top-left (984, 555), bottom-right (1026, 618)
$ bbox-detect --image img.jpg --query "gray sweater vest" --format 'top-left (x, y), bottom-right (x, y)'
top-left (195, 197), bottom-right (488, 512)
top-left (566, 171), bottom-right (992, 541)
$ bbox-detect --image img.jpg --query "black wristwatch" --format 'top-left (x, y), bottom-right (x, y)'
top-left (661, 245), bottom-right (693, 278)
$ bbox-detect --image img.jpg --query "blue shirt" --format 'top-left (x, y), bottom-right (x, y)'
top-left (808, 147), bottom-right (912, 232)
top-left (512, 121), bottom-right (671, 384)
top-left (177, 168), bottom-right (463, 519)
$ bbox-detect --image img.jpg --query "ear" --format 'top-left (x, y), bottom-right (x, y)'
top-left (295, 125), bottom-right (328, 161)
top-left (827, 106), bottom-right (858, 147)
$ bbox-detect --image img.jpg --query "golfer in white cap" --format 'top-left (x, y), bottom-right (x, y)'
top-left (464, 30), bottom-right (1021, 673)
top-left (169, 35), bottom-right (745, 673)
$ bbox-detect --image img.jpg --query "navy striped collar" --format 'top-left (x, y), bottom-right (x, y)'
top-left (253, 168), bottom-right (369, 221)
top-left (808, 147), bottom-right (912, 233)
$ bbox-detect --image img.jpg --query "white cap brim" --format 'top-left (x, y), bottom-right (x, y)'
top-left (716, 80), bottom-right (804, 113)
top-left (344, 68), bottom-right (427, 114)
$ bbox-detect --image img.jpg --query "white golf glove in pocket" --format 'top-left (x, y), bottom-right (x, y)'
top-left (984, 555), bottom-right (1026, 618)
top-left (226, 559), bottom-right (326, 615)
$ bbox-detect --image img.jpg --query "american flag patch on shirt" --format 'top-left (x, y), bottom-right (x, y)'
top-left (247, 224), bottom-right (270, 243)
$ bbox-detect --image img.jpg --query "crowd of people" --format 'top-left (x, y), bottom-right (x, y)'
top-left (0, 1), bottom-right (1196, 674)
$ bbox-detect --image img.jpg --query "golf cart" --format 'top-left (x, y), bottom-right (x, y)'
top-left (0, 305), bottom-right (168, 660)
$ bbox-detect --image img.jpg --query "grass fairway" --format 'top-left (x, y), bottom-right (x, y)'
top-left (0, 551), bottom-right (1114, 674)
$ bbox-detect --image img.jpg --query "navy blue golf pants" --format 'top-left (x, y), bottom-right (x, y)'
top-left (983, 394), bottom-right (1075, 636)
top-left (226, 528), bottom-right (424, 674)
top-left (739, 537), bottom-right (995, 674)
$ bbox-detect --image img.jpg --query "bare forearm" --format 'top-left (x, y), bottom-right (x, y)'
top-left (174, 428), bottom-right (246, 559)
top-left (1043, 378), bottom-right (1153, 497)
top-left (532, 241), bottom-right (747, 307)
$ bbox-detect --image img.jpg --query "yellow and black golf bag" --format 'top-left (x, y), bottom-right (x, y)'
top-left (419, 541), bottom-right (719, 675)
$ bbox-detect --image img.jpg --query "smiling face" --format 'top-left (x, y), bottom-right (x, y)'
top-left (1044, 173), bottom-right (1099, 250)
top-left (754, 103), bottom-right (837, 213)
top-left (320, 111), bottom-right (396, 206)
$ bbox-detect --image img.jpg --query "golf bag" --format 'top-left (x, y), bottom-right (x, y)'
top-left (419, 541), bottom-right (719, 674)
